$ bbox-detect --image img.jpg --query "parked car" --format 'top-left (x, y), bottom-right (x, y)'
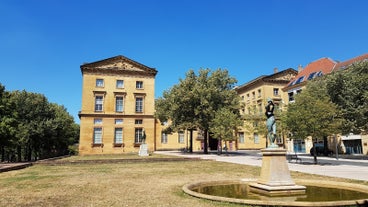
top-left (310, 143), bottom-right (333, 156)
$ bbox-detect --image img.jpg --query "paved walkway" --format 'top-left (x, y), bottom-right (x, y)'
top-left (155, 150), bottom-right (368, 181)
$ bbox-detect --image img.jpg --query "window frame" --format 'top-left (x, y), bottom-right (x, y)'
top-left (161, 132), bottom-right (168, 144)
top-left (135, 97), bottom-right (144, 113)
top-left (93, 127), bottom-right (103, 146)
top-left (135, 128), bottom-right (144, 144)
top-left (178, 131), bottom-right (185, 143)
top-left (114, 127), bottom-right (123, 146)
top-left (136, 81), bottom-right (144, 89)
top-left (94, 95), bottom-right (104, 112)
top-left (116, 80), bottom-right (124, 89)
top-left (239, 132), bottom-right (245, 143)
top-left (115, 96), bottom-right (124, 112)
top-left (96, 79), bottom-right (104, 87)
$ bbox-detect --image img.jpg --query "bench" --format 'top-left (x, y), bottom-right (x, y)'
top-left (286, 153), bottom-right (302, 163)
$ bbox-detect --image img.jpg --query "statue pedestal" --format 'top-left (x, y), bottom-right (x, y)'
top-left (138, 144), bottom-right (149, 157)
top-left (249, 148), bottom-right (306, 196)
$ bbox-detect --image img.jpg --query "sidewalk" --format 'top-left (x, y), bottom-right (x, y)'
top-left (155, 150), bottom-right (368, 181)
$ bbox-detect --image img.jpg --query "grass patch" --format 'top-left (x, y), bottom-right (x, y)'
top-left (1, 155), bottom-right (367, 207)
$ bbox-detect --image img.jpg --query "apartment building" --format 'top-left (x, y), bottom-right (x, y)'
top-left (78, 55), bottom-right (157, 155)
top-left (235, 68), bottom-right (297, 149)
top-left (283, 53), bottom-right (368, 154)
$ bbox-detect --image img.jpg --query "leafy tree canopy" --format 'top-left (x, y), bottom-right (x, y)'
top-left (326, 61), bottom-right (368, 134)
top-left (155, 68), bottom-right (241, 153)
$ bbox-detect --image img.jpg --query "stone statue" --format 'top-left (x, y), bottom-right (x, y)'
top-left (265, 98), bottom-right (277, 148)
top-left (142, 129), bottom-right (146, 144)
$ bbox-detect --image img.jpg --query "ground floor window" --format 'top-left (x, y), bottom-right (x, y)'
top-left (114, 128), bottom-right (123, 144)
top-left (135, 128), bottom-right (144, 143)
top-left (254, 133), bottom-right (259, 144)
top-left (178, 131), bottom-right (185, 143)
top-left (93, 127), bottom-right (102, 144)
top-left (239, 132), bottom-right (244, 143)
top-left (161, 132), bottom-right (168, 144)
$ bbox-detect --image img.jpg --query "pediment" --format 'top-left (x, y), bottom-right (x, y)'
top-left (81, 55), bottom-right (157, 76)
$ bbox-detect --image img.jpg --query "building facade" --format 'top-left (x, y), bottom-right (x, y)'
top-left (283, 53), bottom-right (368, 154)
top-left (78, 56), bottom-right (157, 155)
top-left (235, 68), bottom-right (297, 150)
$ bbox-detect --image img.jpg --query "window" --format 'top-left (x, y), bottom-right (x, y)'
top-left (93, 127), bottom-right (103, 144)
top-left (258, 103), bottom-right (262, 114)
top-left (136, 81), bottom-right (143, 89)
top-left (135, 97), bottom-right (143, 113)
top-left (241, 96), bottom-right (244, 101)
top-left (288, 92), bottom-right (294, 102)
top-left (95, 95), bottom-right (104, 112)
top-left (295, 76), bottom-right (304, 84)
top-left (161, 132), bottom-right (168, 144)
top-left (316, 71), bottom-right (323, 77)
top-left (246, 94), bottom-right (250, 101)
top-left (94, 118), bottom-right (102, 125)
top-left (96, 79), bottom-right (104, 87)
top-left (257, 89), bottom-right (261, 97)
top-left (273, 88), bottom-right (279, 96)
top-left (307, 72), bottom-right (317, 80)
top-left (254, 133), bottom-right (259, 144)
top-left (135, 119), bottom-right (143, 124)
top-left (178, 131), bottom-right (185, 143)
top-left (239, 132), bottom-right (244, 143)
top-left (114, 128), bottom-right (123, 144)
top-left (115, 119), bottom-right (123, 124)
top-left (252, 91), bottom-right (255, 99)
top-left (116, 80), bottom-right (124, 88)
top-left (115, 96), bottom-right (124, 112)
top-left (135, 128), bottom-right (144, 143)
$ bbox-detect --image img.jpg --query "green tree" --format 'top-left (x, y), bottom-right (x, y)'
top-left (285, 79), bottom-right (341, 164)
top-left (155, 68), bottom-right (240, 154)
top-left (0, 87), bottom-right (79, 162)
top-left (326, 61), bottom-right (368, 134)
top-left (209, 107), bottom-right (242, 155)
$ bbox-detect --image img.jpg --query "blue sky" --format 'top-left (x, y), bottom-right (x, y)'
top-left (1, 0), bottom-right (367, 123)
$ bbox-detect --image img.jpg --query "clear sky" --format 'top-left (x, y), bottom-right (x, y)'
top-left (1, 0), bottom-right (367, 123)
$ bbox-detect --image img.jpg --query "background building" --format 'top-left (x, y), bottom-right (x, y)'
top-left (235, 68), bottom-right (297, 150)
top-left (78, 56), bottom-right (157, 155)
top-left (283, 53), bottom-right (368, 154)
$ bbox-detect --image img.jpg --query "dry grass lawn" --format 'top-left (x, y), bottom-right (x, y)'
top-left (0, 154), bottom-right (366, 207)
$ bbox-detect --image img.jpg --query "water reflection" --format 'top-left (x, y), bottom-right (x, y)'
top-left (193, 184), bottom-right (368, 202)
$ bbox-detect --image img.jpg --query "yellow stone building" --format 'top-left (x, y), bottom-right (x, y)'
top-left (78, 55), bottom-right (157, 155)
top-left (234, 68), bottom-right (297, 150)
top-left (78, 56), bottom-right (296, 154)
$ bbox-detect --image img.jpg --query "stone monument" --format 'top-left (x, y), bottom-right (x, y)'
top-left (249, 98), bottom-right (306, 196)
top-left (138, 129), bottom-right (149, 156)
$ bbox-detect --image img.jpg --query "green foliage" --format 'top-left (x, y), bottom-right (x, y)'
top-left (155, 68), bottom-right (241, 153)
top-left (0, 84), bottom-right (79, 162)
top-left (326, 61), bottom-right (368, 134)
top-left (210, 107), bottom-right (242, 142)
top-left (285, 79), bottom-right (341, 141)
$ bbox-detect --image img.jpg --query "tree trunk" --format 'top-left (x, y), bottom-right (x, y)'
top-left (1, 145), bottom-right (4, 162)
top-left (203, 129), bottom-right (208, 154)
top-left (189, 129), bottom-right (193, 153)
top-left (313, 139), bottom-right (318, 164)
top-left (17, 146), bottom-right (22, 162)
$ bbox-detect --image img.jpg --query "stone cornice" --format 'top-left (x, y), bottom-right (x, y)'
top-left (78, 113), bottom-right (155, 119)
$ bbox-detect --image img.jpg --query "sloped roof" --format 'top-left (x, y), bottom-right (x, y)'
top-left (235, 68), bottom-right (297, 93)
top-left (80, 55), bottom-right (157, 76)
top-left (333, 53), bottom-right (368, 71)
top-left (284, 57), bottom-right (337, 91)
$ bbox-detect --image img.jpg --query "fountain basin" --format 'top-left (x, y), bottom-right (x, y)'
top-left (183, 179), bottom-right (368, 206)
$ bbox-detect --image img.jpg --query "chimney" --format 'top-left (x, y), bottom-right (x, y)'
top-left (298, 64), bottom-right (303, 72)
top-left (273, 67), bottom-right (278, 73)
